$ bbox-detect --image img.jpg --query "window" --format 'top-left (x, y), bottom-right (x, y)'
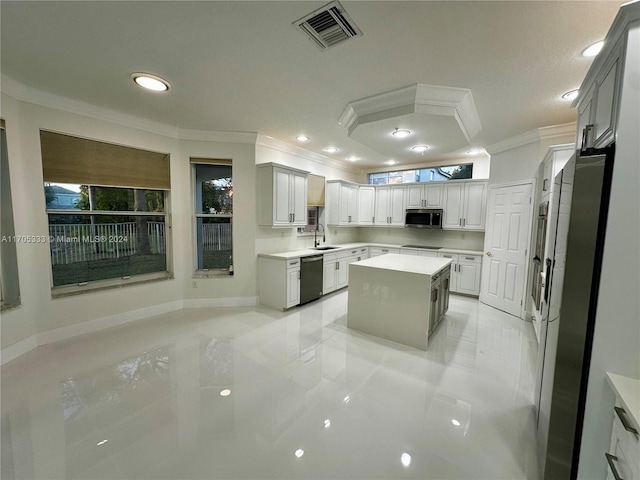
top-left (368, 164), bottom-right (473, 185)
top-left (192, 159), bottom-right (233, 274)
top-left (40, 131), bottom-right (171, 292)
top-left (0, 120), bottom-right (21, 308)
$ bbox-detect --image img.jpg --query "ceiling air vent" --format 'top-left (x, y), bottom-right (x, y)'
top-left (294, 1), bottom-right (362, 50)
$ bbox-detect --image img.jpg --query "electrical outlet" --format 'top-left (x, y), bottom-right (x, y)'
top-left (192, 280), bottom-right (198, 288)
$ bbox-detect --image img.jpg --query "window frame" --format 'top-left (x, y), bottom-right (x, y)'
top-left (191, 160), bottom-right (233, 277)
top-left (368, 164), bottom-right (473, 185)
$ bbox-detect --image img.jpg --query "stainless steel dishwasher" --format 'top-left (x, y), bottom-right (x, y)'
top-left (300, 255), bottom-right (324, 305)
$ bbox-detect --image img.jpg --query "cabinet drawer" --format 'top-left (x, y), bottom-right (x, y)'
top-left (612, 405), bottom-right (640, 472)
top-left (400, 248), bottom-right (418, 255)
top-left (438, 253), bottom-right (457, 260)
top-left (287, 258), bottom-right (301, 268)
top-left (459, 255), bottom-right (482, 264)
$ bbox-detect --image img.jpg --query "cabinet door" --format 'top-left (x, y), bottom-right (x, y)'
top-left (457, 261), bottom-right (481, 296)
top-left (374, 187), bottom-right (390, 225)
top-left (286, 268), bottom-right (300, 308)
top-left (291, 171), bottom-right (307, 226)
top-left (347, 186), bottom-right (359, 224)
top-left (443, 184), bottom-right (465, 229)
top-left (594, 56), bottom-right (619, 147)
top-left (336, 257), bottom-right (349, 288)
top-left (323, 261), bottom-right (336, 294)
top-left (438, 253), bottom-right (458, 292)
top-left (273, 168), bottom-right (293, 226)
top-left (463, 183), bottom-right (487, 230)
top-left (424, 184), bottom-right (443, 207)
top-left (406, 185), bottom-right (424, 208)
top-left (358, 186), bottom-right (375, 225)
top-left (389, 186), bottom-right (406, 225)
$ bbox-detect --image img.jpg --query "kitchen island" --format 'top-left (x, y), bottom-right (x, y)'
top-left (347, 253), bottom-right (452, 350)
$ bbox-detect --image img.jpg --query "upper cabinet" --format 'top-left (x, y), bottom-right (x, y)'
top-left (406, 183), bottom-right (443, 208)
top-left (257, 163), bottom-right (308, 227)
top-left (374, 185), bottom-right (405, 226)
top-left (442, 181), bottom-right (487, 230)
top-left (326, 180), bottom-right (359, 226)
top-left (358, 186), bottom-right (375, 226)
top-left (575, 36), bottom-right (624, 150)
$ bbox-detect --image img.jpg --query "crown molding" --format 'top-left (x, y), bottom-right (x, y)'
top-left (256, 134), bottom-right (365, 175)
top-left (486, 122), bottom-right (576, 155)
top-left (1, 74), bottom-right (258, 144)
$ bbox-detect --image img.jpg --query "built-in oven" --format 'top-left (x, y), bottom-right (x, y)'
top-left (531, 201), bottom-right (549, 311)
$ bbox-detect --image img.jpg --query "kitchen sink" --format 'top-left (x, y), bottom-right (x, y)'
top-left (314, 246), bottom-right (339, 250)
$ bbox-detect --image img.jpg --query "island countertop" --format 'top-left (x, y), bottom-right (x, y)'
top-left (353, 253), bottom-right (452, 276)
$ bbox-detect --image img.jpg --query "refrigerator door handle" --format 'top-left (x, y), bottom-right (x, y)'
top-left (544, 258), bottom-right (552, 302)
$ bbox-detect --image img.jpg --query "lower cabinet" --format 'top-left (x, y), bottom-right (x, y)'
top-left (605, 375), bottom-right (639, 480)
top-left (323, 251), bottom-right (349, 295)
top-left (437, 252), bottom-right (481, 296)
top-left (259, 256), bottom-right (301, 310)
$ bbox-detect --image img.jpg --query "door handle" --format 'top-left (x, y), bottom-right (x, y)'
top-left (486, 252), bottom-right (493, 257)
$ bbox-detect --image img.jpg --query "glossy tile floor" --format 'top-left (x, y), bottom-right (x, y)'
top-left (1, 292), bottom-right (540, 479)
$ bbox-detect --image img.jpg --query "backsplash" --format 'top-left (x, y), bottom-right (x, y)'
top-left (355, 227), bottom-right (485, 251)
top-left (255, 226), bottom-right (359, 254)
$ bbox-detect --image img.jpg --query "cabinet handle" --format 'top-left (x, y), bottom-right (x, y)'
top-left (614, 406), bottom-right (639, 434)
top-left (336, 262), bottom-right (339, 270)
top-left (372, 216), bottom-right (375, 224)
top-left (463, 218), bottom-right (466, 227)
top-left (298, 271), bottom-right (301, 279)
top-left (605, 454), bottom-right (623, 480)
top-left (459, 218), bottom-right (462, 226)
top-left (465, 257), bottom-right (476, 261)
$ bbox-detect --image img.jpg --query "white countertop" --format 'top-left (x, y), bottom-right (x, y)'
top-left (352, 253), bottom-right (452, 276)
top-left (607, 372), bottom-right (640, 428)
top-left (258, 243), bottom-right (482, 260)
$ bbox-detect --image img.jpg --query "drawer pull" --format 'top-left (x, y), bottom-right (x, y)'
top-left (464, 256), bottom-right (476, 261)
top-left (605, 453), bottom-right (623, 480)
top-left (615, 406), bottom-right (639, 435)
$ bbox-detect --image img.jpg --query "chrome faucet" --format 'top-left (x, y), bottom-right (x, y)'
top-left (314, 223), bottom-right (325, 247)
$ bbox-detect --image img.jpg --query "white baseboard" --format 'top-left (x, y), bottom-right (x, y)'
top-left (183, 296), bottom-right (258, 308)
top-left (0, 335), bottom-right (38, 366)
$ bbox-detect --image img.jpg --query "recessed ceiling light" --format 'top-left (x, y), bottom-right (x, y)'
top-left (562, 89), bottom-right (579, 101)
top-left (131, 73), bottom-right (170, 92)
top-left (385, 160), bottom-right (397, 165)
top-left (582, 41), bottom-right (604, 58)
top-left (296, 135), bottom-right (309, 142)
top-left (324, 419), bottom-right (331, 428)
top-left (346, 156), bottom-right (359, 162)
top-left (411, 145), bottom-right (429, 153)
top-left (392, 128), bottom-right (411, 138)
top-left (294, 449), bottom-right (305, 458)
top-left (219, 389), bottom-right (231, 397)
top-left (324, 147), bottom-right (338, 153)
top-left (451, 419), bottom-right (461, 427)
top-left (401, 453), bottom-right (412, 467)
top-left (466, 148), bottom-right (484, 155)
top-left (343, 395), bottom-right (351, 404)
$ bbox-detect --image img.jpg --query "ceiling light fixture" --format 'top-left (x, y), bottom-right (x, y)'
top-left (385, 160), bottom-right (396, 165)
top-left (324, 147), bottom-right (338, 153)
top-left (411, 145), bottom-right (429, 153)
top-left (392, 128), bottom-right (411, 138)
top-left (296, 135), bottom-right (309, 142)
top-left (562, 89), bottom-right (579, 101)
top-left (346, 156), bottom-right (359, 162)
top-left (466, 149), bottom-right (484, 155)
top-left (131, 73), bottom-right (170, 92)
top-left (451, 419), bottom-right (461, 427)
top-left (401, 453), bottom-right (412, 467)
top-left (582, 41), bottom-right (604, 58)
top-left (294, 449), bottom-right (305, 458)
top-left (219, 389), bottom-right (231, 397)
top-left (324, 419), bottom-right (331, 428)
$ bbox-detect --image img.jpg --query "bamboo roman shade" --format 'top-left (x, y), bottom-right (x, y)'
top-left (40, 131), bottom-right (170, 190)
top-left (307, 174), bottom-right (325, 206)
top-left (189, 157), bottom-right (232, 165)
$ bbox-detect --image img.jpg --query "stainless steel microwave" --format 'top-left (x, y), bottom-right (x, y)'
top-left (405, 209), bottom-right (443, 229)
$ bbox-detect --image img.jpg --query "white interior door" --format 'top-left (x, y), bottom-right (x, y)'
top-left (480, 182), bottom-right (533, 317)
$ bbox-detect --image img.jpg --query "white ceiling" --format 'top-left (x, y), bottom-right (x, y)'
top-left (0, 1), bottom-right (624, 169)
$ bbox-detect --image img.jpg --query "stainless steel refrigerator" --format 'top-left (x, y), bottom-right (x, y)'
top-left (534, 144), bottom-right (616, 479)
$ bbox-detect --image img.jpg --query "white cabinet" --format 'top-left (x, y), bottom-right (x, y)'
top-left (348, 246), bottom-right (369, 264)
top-left (286, 260), bottom-right (301, 308)
top-left (575, 37), bottom-right (624, 149)
top-left (358, 186), bottom-right (375, 226)
top-left (323, 251), bottom-right (349, 294)
top-left (406, 183), bottom-right (443, 208)
top-left (258, 256), bottom-right (301, 310)
top-left (442, 181), bottom-right (487, 230)
top-left (605, 375), bottom-right (640, 480)
top-left (327, 181), bottom-right (359, 226)
top-left (374, 185), bottom-right (405, 226)
top-left (257, 163), bottom-right (308, 227)
top-left (437, 252), bottom-right (481, 296)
